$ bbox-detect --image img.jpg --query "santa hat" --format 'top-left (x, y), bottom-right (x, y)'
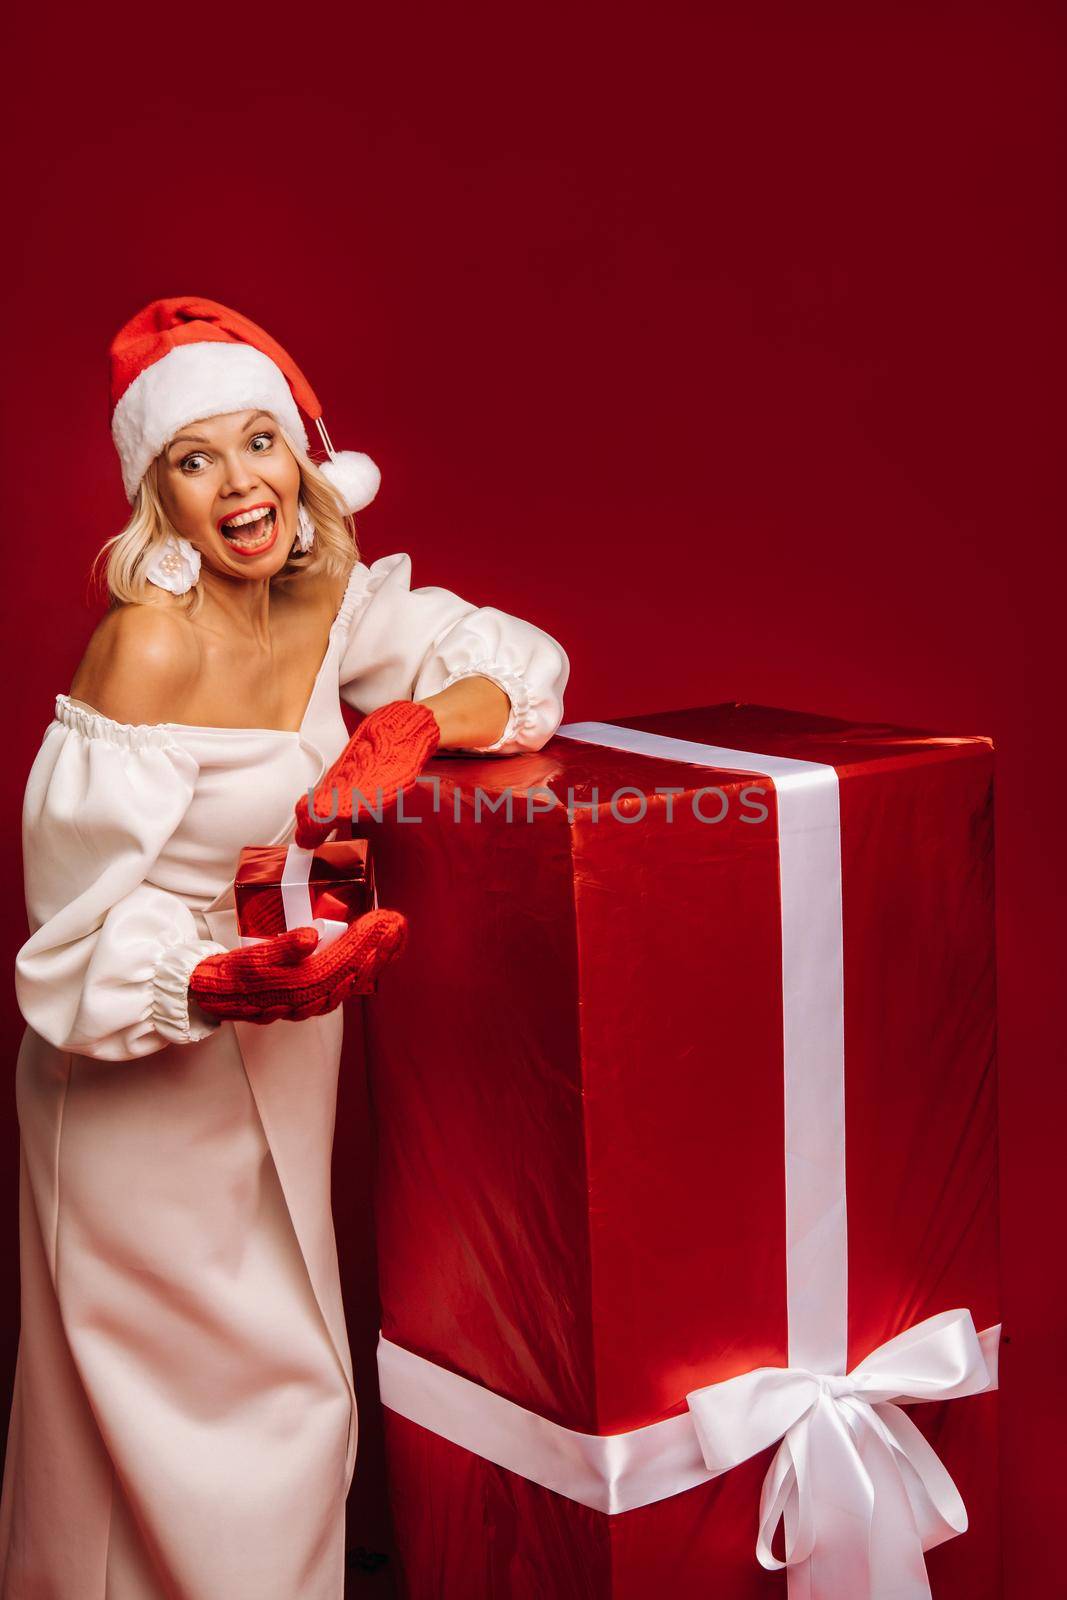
top-left (108, 296), bottom-right (380, 514)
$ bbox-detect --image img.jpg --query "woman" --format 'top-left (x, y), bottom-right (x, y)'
top-left (0, 297), bottom-right (569, 1598)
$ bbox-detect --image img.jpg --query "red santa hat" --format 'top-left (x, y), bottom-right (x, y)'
top-left (109, 296), bottom-right (381, 514)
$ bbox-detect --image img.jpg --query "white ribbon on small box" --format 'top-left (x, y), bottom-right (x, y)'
top-left (376, 722), bottom-right (1000, 1598)
top-left (238, 841), bottom-right (358, 950)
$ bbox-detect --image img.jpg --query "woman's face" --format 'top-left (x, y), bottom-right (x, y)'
top-left (156, 408), bottom-right (302, 579)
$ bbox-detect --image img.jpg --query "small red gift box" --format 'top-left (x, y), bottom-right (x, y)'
top-left (234, 839), bottom-right (375, 948)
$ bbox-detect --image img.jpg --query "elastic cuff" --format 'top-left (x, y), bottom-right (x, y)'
top-left (152, 939), bottom-right (229, 1045)
top-left (438, 663), bottom-right (534, 753)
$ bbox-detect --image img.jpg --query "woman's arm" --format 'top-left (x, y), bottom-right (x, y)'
top-left (417, 676), bottom-right (512, 752)
top-left (16, 711), bottom-right (228, 1058)
top-left (296, 569), bottom-right (567, 844)
top-left (338, 552), bottom-right (570, 756)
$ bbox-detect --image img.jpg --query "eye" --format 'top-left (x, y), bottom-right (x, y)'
top-left (180, 452), bottom-right (210, 474)
top-left (249, 431), bottom-right (274, 453)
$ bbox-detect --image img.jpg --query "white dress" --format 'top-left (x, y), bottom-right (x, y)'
top-left (0, 552), bottom-right (569, 1600)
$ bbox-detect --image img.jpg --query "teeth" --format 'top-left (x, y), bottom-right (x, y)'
top-left (222, 506), bottom-right (274, 531)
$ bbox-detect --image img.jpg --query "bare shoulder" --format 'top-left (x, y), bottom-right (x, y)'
top-left (69, 602), bottom-right (201, 727)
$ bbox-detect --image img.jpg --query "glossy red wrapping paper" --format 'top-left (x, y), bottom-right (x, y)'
top-left (233, 839), bottom-right (374, 939)
top-left (359, 704), bottom-right (1000, 1598)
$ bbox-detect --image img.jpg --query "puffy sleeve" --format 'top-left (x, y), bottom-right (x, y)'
top-left (337, 552), bottom-right (570, 755)
top-left (14, 708), bottom-right (229, 1061)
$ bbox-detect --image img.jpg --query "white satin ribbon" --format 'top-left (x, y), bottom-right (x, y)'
top-left (376, 721), bottom-right (999, 1596)
top-left (377, 1332), bottom-right (715, 1515)
top-left (377, 1314), bottom-right (999, 1548)
top-left (559, 721), bottom-right (847, 1374)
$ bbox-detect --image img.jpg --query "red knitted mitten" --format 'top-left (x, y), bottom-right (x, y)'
top-left (295, 699), bottom-right (441, 847)
top-left (188, 911), bottom-right (408, 1025)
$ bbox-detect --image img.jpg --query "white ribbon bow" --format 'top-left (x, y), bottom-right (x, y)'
top-left (686, 1309), bottom-right (998, 1599)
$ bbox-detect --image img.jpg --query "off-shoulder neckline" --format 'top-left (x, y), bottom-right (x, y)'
top-left (55, 561), bottom-right (367, 745)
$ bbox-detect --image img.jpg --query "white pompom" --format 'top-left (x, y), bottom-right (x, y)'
top-left (319, 450), bottom-right (381, 514)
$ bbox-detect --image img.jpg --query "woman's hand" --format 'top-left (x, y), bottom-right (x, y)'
top-left (187, 912), bottom-right (408, 1025)
top-left (294, 700), bottom-right (441, 848)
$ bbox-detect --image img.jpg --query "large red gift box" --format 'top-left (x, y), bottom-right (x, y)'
top-left (360, 704), bottom-right (1000, 1598)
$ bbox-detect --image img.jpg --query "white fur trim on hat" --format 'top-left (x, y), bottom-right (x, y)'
top-left (111, 342), bottom-right (309, 501)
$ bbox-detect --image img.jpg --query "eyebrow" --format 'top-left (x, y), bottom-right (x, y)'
top-left (167, 412), bottom-right (275, 454)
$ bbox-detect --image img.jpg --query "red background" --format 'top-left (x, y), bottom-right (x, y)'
top-left (1, 4), bottom-right (1061, 1594)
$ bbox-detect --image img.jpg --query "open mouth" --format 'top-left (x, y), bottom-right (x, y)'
top-left (217, 504), bottom-right (278, 555)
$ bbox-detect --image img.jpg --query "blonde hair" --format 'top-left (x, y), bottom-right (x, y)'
top-left (91, 430), bottom-right (359, 615)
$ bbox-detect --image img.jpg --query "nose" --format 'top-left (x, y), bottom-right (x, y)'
top-left (219, 450), bottom-right (259, 497)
